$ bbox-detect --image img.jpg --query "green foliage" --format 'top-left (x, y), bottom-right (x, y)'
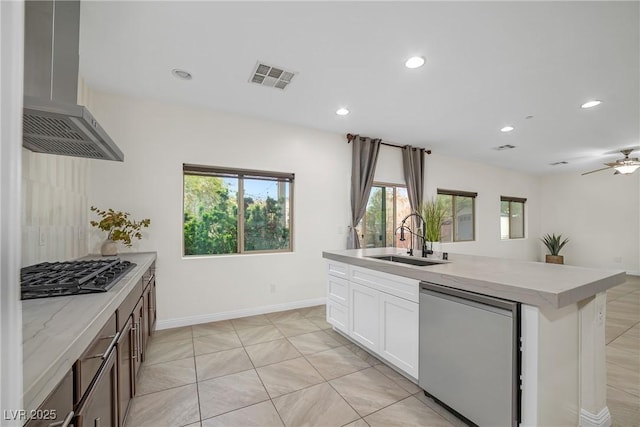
top-left (364, 187), bottom-right (385, 247)
top-left (541, 233), bottom-right (569, 256)
top-left (244, 195), bottom-right (289, 251)
top-left (183, 175), bottom-right (289, 255)
top-left (183, 175), bottom-right (238, 255)
top-left (419, 198), bottom-right (446, 242)
top-left (90, 206), bottom-right (150, 247)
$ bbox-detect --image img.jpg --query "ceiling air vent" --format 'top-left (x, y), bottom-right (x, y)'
top-left (550, 161), bottom-right (569, 166)
top-left (493, 144), bottom-right (516, 151)
top-left (249, 62), bottom-right (296, 90)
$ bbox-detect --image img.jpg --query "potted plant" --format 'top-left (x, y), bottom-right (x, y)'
top-left (419, 198), bottom-right (446, 253)
top-left (541, 233), bottom-right (569, 264)
top-left (90, 206), bottom-right (151, 256)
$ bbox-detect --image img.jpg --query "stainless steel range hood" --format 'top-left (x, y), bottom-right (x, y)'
top-left (23, 0), bottom-right (124, 161)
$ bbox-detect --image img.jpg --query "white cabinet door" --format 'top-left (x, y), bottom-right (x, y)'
top-left (349, 282), bottom-right (380, 352)
top-left (327, 300), bottom-right (349, 333)
top-left (379, 292), bottom-right (419, 378)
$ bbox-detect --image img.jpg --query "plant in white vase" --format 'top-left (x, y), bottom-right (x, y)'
top-left (90, 206), bottom-right (151, 256)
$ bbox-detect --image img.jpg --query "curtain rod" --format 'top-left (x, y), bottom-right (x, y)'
top-left (346, 133), bottom-right (431, 154)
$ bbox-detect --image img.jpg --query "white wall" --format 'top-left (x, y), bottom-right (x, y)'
top-left (87, 90), bottom-right (351, 324)
top-left (540, 171), bottom-right (639, 274)
top-left (426, 153), bottom-right (542, 260)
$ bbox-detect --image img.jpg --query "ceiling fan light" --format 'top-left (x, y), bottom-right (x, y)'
top-left (614, 164), bottom-right (640, 174)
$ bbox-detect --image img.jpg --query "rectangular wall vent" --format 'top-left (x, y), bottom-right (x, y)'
top-left (493, 144), bottom-right (516, 151)
top-left (549, 161), bottom-right (568, 166)
top-left (249, 61), bottom-right (296, 90)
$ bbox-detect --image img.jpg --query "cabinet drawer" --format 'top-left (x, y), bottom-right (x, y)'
top-left (74, 313), bottom-right (117, 405)
top-left (350, 266), bottom-right (419, 303)
top-left (327, 301), bottom-right (348, 333)
top-left (327, 275), bottom-right (348, 305)
top-left (117, 278), bottom-right (143, 330)
top-left (326, 260), bottom-right (348, 279)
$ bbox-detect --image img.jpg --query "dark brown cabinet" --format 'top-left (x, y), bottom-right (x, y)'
top-left (116, 316), bottom-right (134, 427)
top-left (74, 348), bottom-right (118, 427)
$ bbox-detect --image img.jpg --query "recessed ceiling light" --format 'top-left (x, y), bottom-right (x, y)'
top-left (581, 100), bottom-right (602, 109)
top-left (500, 126), bottom-right (515, 132)
top-left (405, 56), bottom-right (425, 69)
top-left (172, 69), bottom-right (192, 80)
top-left (336, 108), bottom-right (349, 116)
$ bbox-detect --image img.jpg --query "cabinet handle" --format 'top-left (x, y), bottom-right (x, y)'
top-left (136, 320), bottom-right (142, 361)
top-left (94, 417), bottom-right (101, 427)
top-left (131, 324), bottom-right (138, 361)
top-left (85, 332), bottom-right (120, 360)
top-left (48, 410), bottom-right (74, 427)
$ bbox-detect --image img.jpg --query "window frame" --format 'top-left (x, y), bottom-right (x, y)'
top-left (182, 164), bottom-right (294, 256)
top-left (500, 196), bottom-right (526, 240)
top-left (360, 182), bottom-right (409, 248)
top-left (437, 189), bottom-right (477, 242)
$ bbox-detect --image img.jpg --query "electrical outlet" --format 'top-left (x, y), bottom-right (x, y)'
top-left (39, 227), bottom-right (46, 246)
top-left (270, 284), bottom-right (276, 293)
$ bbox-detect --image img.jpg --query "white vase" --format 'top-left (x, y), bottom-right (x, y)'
top-left (101, 239), bottom-right (118, 256)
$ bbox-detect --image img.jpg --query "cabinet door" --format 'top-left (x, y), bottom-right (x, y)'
top-left (379, 292), bottom-right (419, 378)
top-left (147, 277), bottom-right (157, 337)
top-left (349, 282), bottom-right (379, 352)
top-left (131, 298), bottom-right (143, 381)
top-left (327, 300), bottom-right (348, 333)
top-left (142, 286), bottom-right (150, 358)
top-left (117, 316), bottom-right (133, 427)
top-left (75, 348), bottom-right (117, 427)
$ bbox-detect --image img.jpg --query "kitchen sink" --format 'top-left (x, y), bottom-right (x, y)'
top-left (367, 255), bottom-right (443, 267)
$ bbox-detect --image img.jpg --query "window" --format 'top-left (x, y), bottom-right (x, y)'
top-left (501, 196), bottom-right (526, 239)
top-left (437, 189), bottom-right (477, 242)
top-left (183, 164), bottom-right (293, 255)
top-left (359, 183), bottom-right (411, 248)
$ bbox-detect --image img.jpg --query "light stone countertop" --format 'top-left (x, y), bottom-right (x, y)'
top-left (323, 248), bottom-right (625, 309)
top-left (22, 252), bottom-right (157, 415)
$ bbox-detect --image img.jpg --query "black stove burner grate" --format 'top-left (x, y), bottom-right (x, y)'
top-left (20, 258), bottom-right (136, 300)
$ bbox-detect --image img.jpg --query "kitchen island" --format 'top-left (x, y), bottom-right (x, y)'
top-left (323, 248), bottom-right (625, 427)
top-left (21, 252), bottom-right (157, 422)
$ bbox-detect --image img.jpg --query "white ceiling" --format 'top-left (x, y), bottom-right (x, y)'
top-left (79, 1), bottom-right (639, 176)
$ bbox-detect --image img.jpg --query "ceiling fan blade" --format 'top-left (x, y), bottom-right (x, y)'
top-left (581, 166), bottom-right (611, 176)
top-left (604, 162), bottom-right (619, 167)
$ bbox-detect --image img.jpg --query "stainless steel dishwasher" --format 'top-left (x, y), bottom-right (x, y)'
top-left (419, 282), bottom-right (520, 427)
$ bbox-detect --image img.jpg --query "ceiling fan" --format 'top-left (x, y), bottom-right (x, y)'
top-left (581, 149), bottom-right (640, 176)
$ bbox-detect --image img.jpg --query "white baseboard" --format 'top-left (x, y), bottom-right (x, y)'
top-left (580, 407), bottom-right (612, 427)
top-left (156, 297), bottom-right (327, 330)
top-left (625, 271), bottom-right (640, 277)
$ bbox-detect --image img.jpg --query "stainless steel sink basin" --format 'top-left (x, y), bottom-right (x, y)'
top-left (367, 255), bottom-right (442, 267)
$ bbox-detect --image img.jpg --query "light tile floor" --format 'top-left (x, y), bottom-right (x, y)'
top-left (127, 276), bottom-right (640, 427)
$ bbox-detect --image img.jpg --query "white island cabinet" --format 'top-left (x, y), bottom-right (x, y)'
top-left (326, 260), bottom-right (419, 379)
top-left (324, 248), bottom-right (626, 427)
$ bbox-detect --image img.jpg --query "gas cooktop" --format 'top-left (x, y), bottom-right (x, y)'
top-left (20, 258), bottom-right (136, 300)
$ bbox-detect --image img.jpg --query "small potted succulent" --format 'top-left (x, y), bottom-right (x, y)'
top-left (90, 206), bottom-right (151, 256)
top-left (541, 233), bottom-right (569, 264)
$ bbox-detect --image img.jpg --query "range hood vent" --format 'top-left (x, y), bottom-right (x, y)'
top-left (23, 0), bottom-right (124, 161)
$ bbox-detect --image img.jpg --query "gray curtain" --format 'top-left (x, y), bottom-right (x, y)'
top-left (402, 145), bottom-right (425, 212)
top-left (348, 136), bottom-right (381, 249)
